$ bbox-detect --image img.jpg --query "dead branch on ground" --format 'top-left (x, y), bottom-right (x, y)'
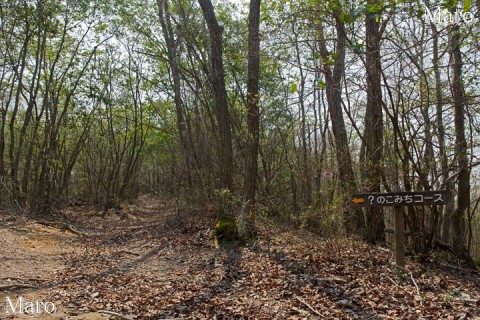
top-left (97, 310), bottom-right (134, 320)
top-left (295, 296), bottom-right (322, 317)
top-left (37, 221), bottom-right (87, 237)
top-left (0, 284), bottom-right (37, 291)
top-left (0, 277), bottom-right (48, 282)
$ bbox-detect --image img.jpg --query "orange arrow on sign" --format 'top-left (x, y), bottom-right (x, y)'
top-left (352, 197), bottom-right (365, 204)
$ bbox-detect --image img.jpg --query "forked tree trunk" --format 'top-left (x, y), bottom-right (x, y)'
top-left (198, 0), bottom-right (233, 195)
top-left (317, 14), bottom-right (364, 235)
top-left (157, 0), bottom-right (196, 188)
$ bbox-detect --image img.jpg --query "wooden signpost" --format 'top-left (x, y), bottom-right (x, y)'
top-left (351, 191), bottom-right (447, 207)
top-left (351, 190), bottom-right (448, 279)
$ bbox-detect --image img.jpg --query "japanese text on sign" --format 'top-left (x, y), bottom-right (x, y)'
top-left (351, 191), bottom-right (448, 207)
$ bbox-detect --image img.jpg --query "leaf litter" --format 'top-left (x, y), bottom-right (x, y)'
top-left (1, 195), bottom-right (479, 319)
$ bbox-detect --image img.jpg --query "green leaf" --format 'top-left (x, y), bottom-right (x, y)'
top-left (326, 0), bottom-right (341, 11)
top-left (367, 4), bottom-right (378, 12)
top-left (340, 12), bottom-right (354, 23)
top-left (346, 43), bottom-right (365, 54)
top-left (442, 0), bottom-right (458, 9)
top-left (95, 23), bottom-right (108, 32)
top-left (290, 83), bottom-right (297, 93)
top-left (464, 0), bottom-right (472, 12)
top-left (308, 52), bottom-right (322, 61)
top-left (318, 80), bottom-right (326, 89)
top-left (351, 9), bottom-right (362, 17)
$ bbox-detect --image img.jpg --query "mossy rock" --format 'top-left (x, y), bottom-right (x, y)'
top-left (213, 213), bottom-right (238, 246)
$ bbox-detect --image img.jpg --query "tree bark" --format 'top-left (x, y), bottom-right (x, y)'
top-left (198, 0), bottom-right (233, 194)
top-left (317, 15), bottom-right (364, 235)
top-left (431, 24), bottom-right (454, 244)
top-left (448, 17), bottom-right (476, 267)
top-left (157, 0), bottom-right (195, 187)
top-left (292, 21), bottom-right (312, 207)
top-left (362, 2), bottom-right (384, 243)
top-left (239, 0), bottom-right (261, 239)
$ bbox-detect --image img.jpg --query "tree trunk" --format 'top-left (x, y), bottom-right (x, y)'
top-left (292, 22), bottom-right (312, 207)
top-left (448, 16), bottom-right (476, 267)
top-left (317, 15), bottom-right (364, 235)
top-left (432, 24), bottom-right (454, 244)
top-left (156, 0), bottom-right (196, 188)
top-left (362, 2), bottom-right (384, 243)
top-left (198, 0), bottom-right (233, 195)
top-left (239, 0), bottom-right (261, 239)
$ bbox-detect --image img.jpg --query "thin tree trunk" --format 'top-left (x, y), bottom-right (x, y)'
top-left (292, 22), bottom-right (312, 207)
top-left (362, 2), bottom-right (384, 243)
top-left (198, 0), bottom-right (233, 196)
top-left (156, 0), bottom-right (194, 186)
top-left (9, 23), bottom-right (32, 203)
top-left (317, 16), bottom-right (364, 235)
top-left (448, 16), bottom-right (476, 266)
top-left (432, 25), bottom-right (454, 243)
top-left (239, 0), bottom-right (261, 239)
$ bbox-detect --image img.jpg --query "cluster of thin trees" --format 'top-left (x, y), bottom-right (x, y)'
top-left (1, 0), bottom-right (479, 264)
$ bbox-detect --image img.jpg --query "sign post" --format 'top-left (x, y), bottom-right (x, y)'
top-left (394, 206), bottom-right (405, 278)
top-left (351, 190), bottom-right (448, 279)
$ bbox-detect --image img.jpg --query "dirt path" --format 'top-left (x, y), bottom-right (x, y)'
top-left (1, 195), bottom-right (479, 319)
top-left (0, 195), bottom-right (213, 319)
top-left (0, 215), bottom-right (79, 318)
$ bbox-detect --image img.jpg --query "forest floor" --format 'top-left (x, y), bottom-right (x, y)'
top-left (0, 195), bottom-right (479, 320)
